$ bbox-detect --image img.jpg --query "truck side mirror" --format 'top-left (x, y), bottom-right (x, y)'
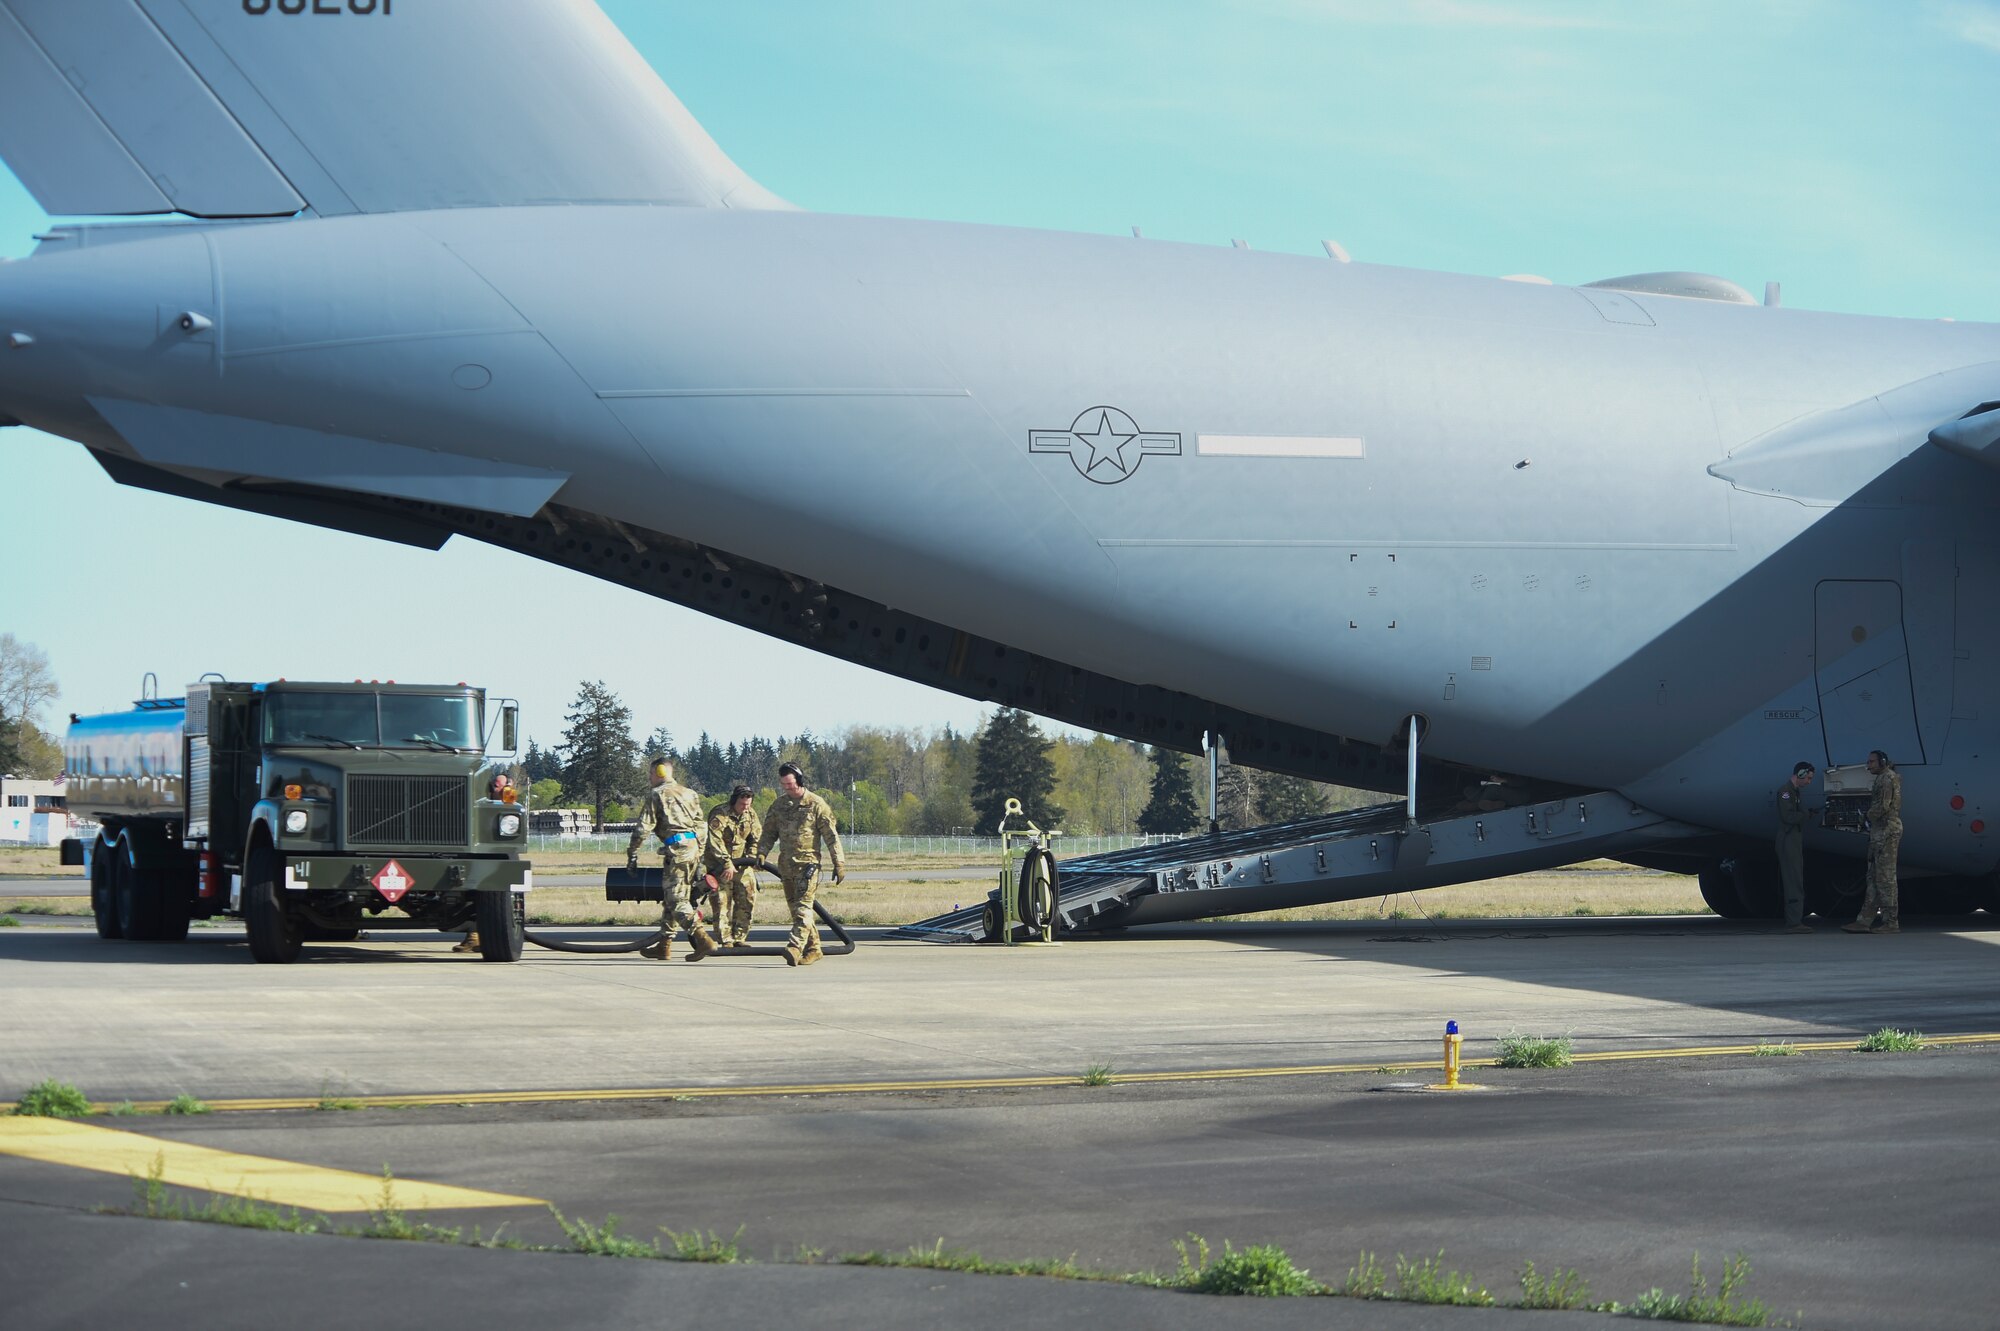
top-left (500, 703), bottom-right (518, 755)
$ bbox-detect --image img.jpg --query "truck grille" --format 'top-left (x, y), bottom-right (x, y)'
top-left (346, 775), bottom-right (467, 847)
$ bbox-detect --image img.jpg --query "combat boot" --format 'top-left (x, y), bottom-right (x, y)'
top-left (684, 926), bottom-right (720, 961)
top-left (801, 941), bottom-right (823, 966)
top-left (452, 931), bottom-right (481, 953)
top-left (1872, 920), bottom-right (1901, 933)
top-left (640, 933), bottom-right (671, 960)
top-left (1840, 917), bottom-right (1874, 934)
top-left (781, 944), bottom-right (802, 967)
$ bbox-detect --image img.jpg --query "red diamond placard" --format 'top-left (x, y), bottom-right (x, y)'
top-left (372, 859), bottom-right (413, 903)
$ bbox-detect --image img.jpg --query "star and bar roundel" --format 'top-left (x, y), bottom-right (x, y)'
top-left (1029, 406), bottom-right (1182, 484)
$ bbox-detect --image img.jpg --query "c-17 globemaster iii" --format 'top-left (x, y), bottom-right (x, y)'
top-left (1, 0), bottom-right (1996, 928)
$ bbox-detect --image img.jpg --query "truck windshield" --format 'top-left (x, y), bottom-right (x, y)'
top-left (265, 693), bottom-right (480, 751)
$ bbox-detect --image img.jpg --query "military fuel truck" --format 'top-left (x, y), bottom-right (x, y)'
top-left (61, 679), bottom-right (532, 963)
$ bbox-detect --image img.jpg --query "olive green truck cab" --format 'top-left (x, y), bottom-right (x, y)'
top-left (61, 679), bottom-right (532, 963)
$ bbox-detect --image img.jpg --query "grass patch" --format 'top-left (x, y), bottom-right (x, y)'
top-left (1343, 1250), bottom-right (1389, 1298)
top-left (0, 898), bottom-right (89, 917)
top-left (357, 1171), bottom-right (462, 1242)
top-left (1518, 1260), bottom-right (1592, 1310)
top-left (1618, 1252), bottom-right (1776, 1326)
top-left (1080, 1063), bottom-right (1115, 1087)
top-left (109, 1100), bottom-right (143, 1116)
top-left (844, 1238), bottom-right (1099, 1281)
top-left (1752, 1043), bottom-right (1798, 1057)
top-left (1495, 1032), bottom-right (1574, 1069)
top-left (1171, 1235), bottom-right (1324, 1297)
top-left (1393, 1251), bottom-right (1495, 1306)
top-left (16, 1078), bottom-right (91, 1117)
top-left (1855, 1027), bottom-right (1926, 1053)
top-left (103, 1161), bottom-right (1801, 1327)
top-left (164, 1093), bottom-right (210, 1116)
top-left (550, 1208), bottom-right (664, 1258)
top-left (130, 1155), bottom-right (325, 1233)
top-left (661, 1225), bottom-right (745, 1263)
top-left (0, 915), bottom-right (18, 927)
top-left (317, 1097), bottom-right (365, 1111)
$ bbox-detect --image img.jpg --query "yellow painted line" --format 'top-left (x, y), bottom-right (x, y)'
top-left (12, 1032), bottom-right (1997, 1117)
top-left (0, 1117), bottom-right (543, 1211)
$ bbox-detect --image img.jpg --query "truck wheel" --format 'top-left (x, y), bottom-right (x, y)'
top-left (475, 890), bottom-right (525, 962)
top-left (114, 835), bottom-right (169, 941)
top-left (244, 845), bottom-right (303, 964)
top-left (90, 837), bottom-right (123, 939)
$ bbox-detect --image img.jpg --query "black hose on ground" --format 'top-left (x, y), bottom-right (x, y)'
top-left (520, 856), bottom-right (856, 956)
top-left (522, 924), bottom-right (670, 954)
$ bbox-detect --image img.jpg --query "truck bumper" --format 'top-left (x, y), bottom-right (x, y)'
top-left (280, 856), bottom-right (532, 895)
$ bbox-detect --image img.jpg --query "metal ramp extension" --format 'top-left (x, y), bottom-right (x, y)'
top-left (893, 792), bottom-right (1706, 940)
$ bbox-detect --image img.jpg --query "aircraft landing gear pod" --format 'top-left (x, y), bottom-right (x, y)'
top-left (576, 857), bottom-right (855, 958)
top-left (979, 797), bottom-right (1061, 944)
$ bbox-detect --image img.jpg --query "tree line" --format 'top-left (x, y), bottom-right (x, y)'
top-left (525, 679), bottom-right (1375, 835)
top-left (0, 635), bottom-right (61, 779)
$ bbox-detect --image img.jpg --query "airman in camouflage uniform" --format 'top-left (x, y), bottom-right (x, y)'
top-left (1844, 750), bottom-right (1903, 934)
top-left (704, 785), bottom-right (762, 948)
top-left (756, 762), bottom-right (844, 967)
top-left (626, 758), bottom-right (719, 960)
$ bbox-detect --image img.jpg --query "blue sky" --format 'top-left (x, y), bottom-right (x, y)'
top-left (5, 0), bottom-right (2000, 748)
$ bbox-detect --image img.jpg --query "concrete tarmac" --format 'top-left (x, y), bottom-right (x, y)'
top-left (5, 915), bottom-right (1998, 1328)
top-left (4, 916), bottom-right (1997, 1100)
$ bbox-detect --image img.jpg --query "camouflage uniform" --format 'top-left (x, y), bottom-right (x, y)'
top-left (1775, 784), bottom-right (1809, 927)
top-left (704, 801), bottom-right (762, 946)
top-left (1856, 766), bottom-right (1903, 928)
top-left (628, 779), bottom-right (707, 947)
top-left (757, 789), bottom-right (844, 957)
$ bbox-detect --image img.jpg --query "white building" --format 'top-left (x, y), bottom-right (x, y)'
top-left (0, 774), bottom-right (68, 845)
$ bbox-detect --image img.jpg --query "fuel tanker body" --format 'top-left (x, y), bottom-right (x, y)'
top-left (63, 679), bottom-right (532, 963)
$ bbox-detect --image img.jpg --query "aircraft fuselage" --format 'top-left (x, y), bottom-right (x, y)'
top-left (4, 206), bottom-right (1998, 873)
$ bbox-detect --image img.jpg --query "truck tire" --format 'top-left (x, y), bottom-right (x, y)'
top-left (114, 834), bottom-right (169, 941)
top-left (244, 845), bottom-right (303, 964)
top-left (475, 889), bottom-right (525, 962)
top-left (90, 836), bottom-right (123, 939)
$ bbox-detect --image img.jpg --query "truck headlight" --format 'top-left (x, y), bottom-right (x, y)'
top-left (283, 809), bottom-right (309, 835)
top-left (497, 813), bottom-right (522, 838)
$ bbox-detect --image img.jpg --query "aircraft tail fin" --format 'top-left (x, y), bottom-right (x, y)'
top-left (0, 0), bottom-right (784, 220)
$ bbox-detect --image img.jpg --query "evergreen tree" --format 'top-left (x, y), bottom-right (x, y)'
top-left (1136, 746), bottom-right (1201, 835)
top-left (641, 726), bottom-right (677, 767)
top-left (557, 680), bottom-right (640, 829)
top-left (970, 708), bottom-right (1064, 829)
top-left (1257, 773), bottom-right (1331, 824)
top-left (521, 739), bottom-right (563, 784)
top-left (681, 731), bottom-right (726, 794)
top-left (1215, 759), bottom-right (1260, 832)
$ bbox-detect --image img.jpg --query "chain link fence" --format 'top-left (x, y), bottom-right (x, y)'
top-left (527, 831), bottom-right (1189, 858)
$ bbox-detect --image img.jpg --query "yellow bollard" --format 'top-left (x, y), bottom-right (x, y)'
top-left (1443, 1020), bottom-right (1462, 1089)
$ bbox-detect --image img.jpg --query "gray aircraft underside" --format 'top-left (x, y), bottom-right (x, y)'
top-left (2, 0), bottom-right (1998, 890)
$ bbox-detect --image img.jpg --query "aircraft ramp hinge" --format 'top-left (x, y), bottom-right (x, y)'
top-left (1260, 854), bottom-right (1274, 882)
top-left (1314, 846), bottom-right (1327, 874)
top-left (1475, 819), bottom-right (1485, 843)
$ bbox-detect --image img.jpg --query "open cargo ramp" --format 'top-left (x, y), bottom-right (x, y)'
top-left (895, 793), bottom-right (1709, 941)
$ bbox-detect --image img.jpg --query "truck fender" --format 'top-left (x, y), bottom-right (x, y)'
top-left (246, 801), bottom-right (284, 854)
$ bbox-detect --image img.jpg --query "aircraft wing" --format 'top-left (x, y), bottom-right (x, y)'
top-left (0, 0), bottom-right (784, 219)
